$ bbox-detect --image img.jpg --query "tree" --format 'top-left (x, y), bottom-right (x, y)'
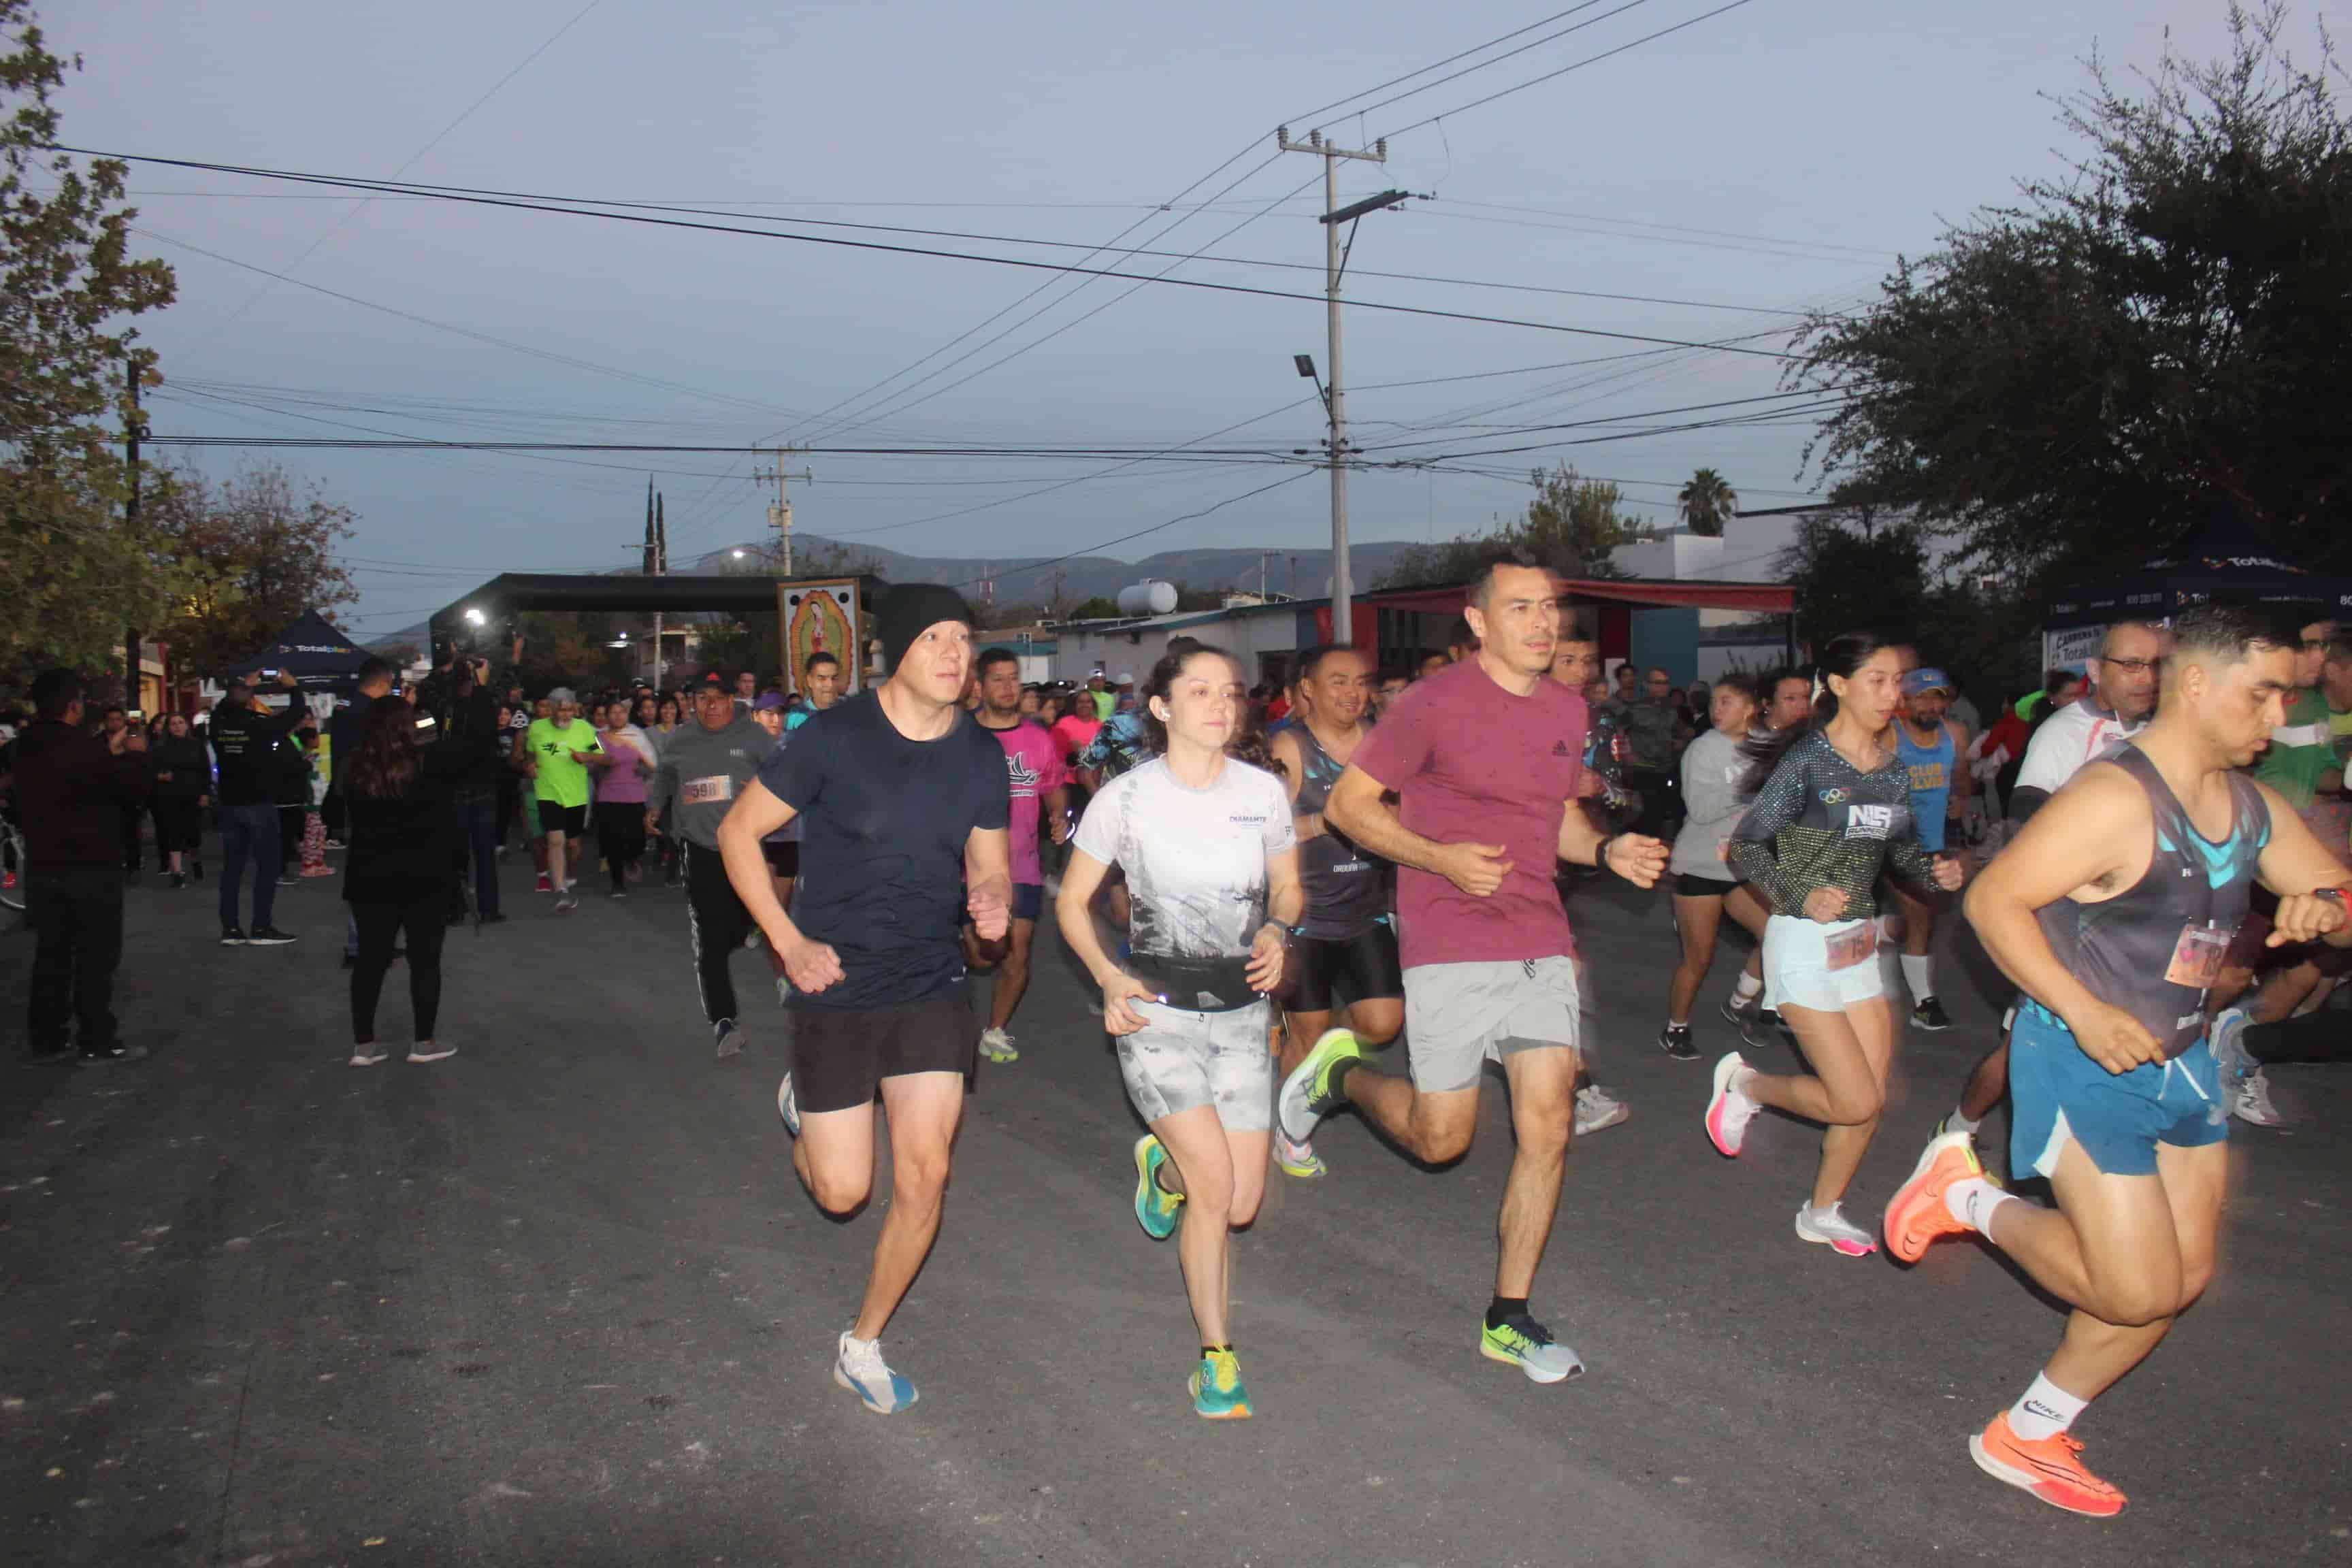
top-left (0, 2), bottom-right (178, 681)
top-left (1787, 3), bottom-right (2352, 575)
top-left (513, 610), bottom-right (634, 693)
top-left (148, 463), bottom-right (359, 677)
top-left (1780, 510), bottom-right (1929, 655)
top-left (1376, 463), bottom-right (1653, 589)
top-left (1677, 468), bottom-right (1737, 536)
top-left (1066, 596), bottom-right (1120, 621)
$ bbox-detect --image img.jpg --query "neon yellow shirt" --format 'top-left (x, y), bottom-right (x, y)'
top-left (526, 717), bottom-right (601, 807)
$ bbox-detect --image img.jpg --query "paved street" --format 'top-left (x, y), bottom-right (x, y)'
top-left (2, 848), bottom-right (2347, 1567)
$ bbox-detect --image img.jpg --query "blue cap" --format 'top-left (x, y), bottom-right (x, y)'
top-left (1901, 667), bottom-right (1953, 696)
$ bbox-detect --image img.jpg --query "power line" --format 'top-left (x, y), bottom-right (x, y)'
top-left (80, 150), bottom-right (1806, 361)
top-left (951, 471), bottom-right (1320, 593)
top-left (1378, 0), bottom-right (1765, 140)
top-left (195, 0), bottom-right (606, 344)
top-left (1346, 0), bottom-right (1658, 126)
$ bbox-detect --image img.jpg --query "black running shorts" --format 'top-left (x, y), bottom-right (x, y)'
top-left (761, 840), bottom-right (800, 878)
top-left (1289, 920), bottom-right (1403, 1014)
top-left (793, 983), bottom-right (978, 1115)
top-left (539, 802), bottom-right (587, 836)
top-left (1673, 872), bottom-right (1737, 898)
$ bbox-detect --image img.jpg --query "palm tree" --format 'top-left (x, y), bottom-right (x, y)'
top-left (1678, 468), bottom-right (1737, 537)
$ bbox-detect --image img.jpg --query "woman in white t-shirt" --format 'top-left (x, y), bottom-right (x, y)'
top-left (1659, 673), bottom-right (1771, 1059)
top-left (1056, 641), bottom-right (1302, 1422)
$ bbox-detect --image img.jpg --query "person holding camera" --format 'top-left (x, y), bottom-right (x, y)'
top-left (209, 669), bottom-right (308, 946)
top-left (18, 669), bottom-right (152, 1063)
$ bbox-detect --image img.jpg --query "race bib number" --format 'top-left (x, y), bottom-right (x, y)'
top-left (1825, 924), bottom-right (1874, 971)
top-left (683, 774), bottom-right (734, 805)
top-left (1844, 803), bottom-right (1893, 841)
top-left (2164, 924), bottom-right (2231, 990)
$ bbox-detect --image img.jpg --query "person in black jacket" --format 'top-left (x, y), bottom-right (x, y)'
top-left (148, 713), bottom-right (210, 887)
top-left (17, 669), bottom-right (152, 1063)
top-left (342, 696), bottom-right (463, 1066)
top-left (208, 670), bottom-right (307, 945)
top-left (434, 656), bottom-right (508, 924)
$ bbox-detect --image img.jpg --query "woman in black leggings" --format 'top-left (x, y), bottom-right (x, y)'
top-left (340, 698), bottom-right (463, 1066)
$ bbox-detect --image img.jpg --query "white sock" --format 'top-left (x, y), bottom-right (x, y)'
top-left (2008, 1371), bottom-right (2087, 1442)
top-left (1944, 1176), bottom-right (2016, 1240)
top-left (1947, 1103), bottom-right (1982, 1136)
top-left (1901, 953), bottom-right (1935, 1002)
top-left (1733, 972), bottom-right (1763, 1003)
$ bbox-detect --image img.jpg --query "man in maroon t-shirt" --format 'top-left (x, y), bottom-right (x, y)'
top-left (1277, 551), bottom-right (1667, 1384)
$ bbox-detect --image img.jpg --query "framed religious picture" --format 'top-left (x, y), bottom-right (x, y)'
top-left (777, 579), bottom-right (864, 699)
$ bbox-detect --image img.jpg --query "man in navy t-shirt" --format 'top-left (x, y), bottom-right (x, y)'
top-left (718, 583), bottom-right (1010, 1416)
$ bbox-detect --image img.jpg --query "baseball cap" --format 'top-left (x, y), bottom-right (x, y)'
top-left (1114, 670), bottom-right (1134, 685)
top-left (695, 670), bottom-right (728, 690)
top-left (752, 691), bottom-right (787, 713)
top-left (1901, 667), bottom-right (1954, 696)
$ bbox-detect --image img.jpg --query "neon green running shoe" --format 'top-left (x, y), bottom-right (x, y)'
top-left (1277, 1028), bottom-right (1365, 1143)
top-left (1132, 1134), bottom-right (1183, 1241)
top-left (1188, 1348), bottom-right (1253, 1420)
top-left (1479, 1313), bottom-right (1585, 1384)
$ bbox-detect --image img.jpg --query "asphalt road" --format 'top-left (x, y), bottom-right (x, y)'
top-left (2, 846), bottom-right (2347, 1567)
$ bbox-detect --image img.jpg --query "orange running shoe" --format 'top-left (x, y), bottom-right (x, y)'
top-left (1882, 1129), bottom-right (1983, 1264)
top-left (1970, 1412), bottom-right (2127, 1517)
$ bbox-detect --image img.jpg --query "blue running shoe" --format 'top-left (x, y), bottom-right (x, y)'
top-left (1189, 1348), bottom-right (1253, 1420)
top-left (1134, 1134), bottom-right (1183, 1240)
top-left (834, 1330), bottom-right (917, 1414)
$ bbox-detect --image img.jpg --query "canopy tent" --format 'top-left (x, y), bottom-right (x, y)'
top-left (2040, 534), bottom-right (2352, 672)
top-left (223, 609), bottom-right (372, 693)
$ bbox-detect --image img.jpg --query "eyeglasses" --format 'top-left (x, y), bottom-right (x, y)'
top-left (2100, 657), bottom-right (2159, 674)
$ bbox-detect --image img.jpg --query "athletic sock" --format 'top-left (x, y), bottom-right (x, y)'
top-left (1200, 1343), bottom-right (1232, 1358)
top-left (1946, 1103), bottom-right (1982, 1136)
top-left (1944, 1176), bottom-right (2016, 1240)
top-left (1900, 953), bottom-right (1935, 1004)
top-left (2008, 1371), bottom-right (2087, 1442)
top-left (1485, 1295), bottom-right (1529, 1330)
top-left (1732, 972), bottom-right (1763, 1004)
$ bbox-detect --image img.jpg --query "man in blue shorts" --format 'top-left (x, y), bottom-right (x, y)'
top-left (1883, 603), bottom-right (2351, 1518)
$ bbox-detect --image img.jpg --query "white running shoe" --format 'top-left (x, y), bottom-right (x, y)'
top-left (833, 1330), bottom-right (917, 1415)
top-left (777, 1072), bottom-right (801, 1137)
top-left (2232, 1066), bottom-right (2284, 1127)
top-left (1573, 1083), bottom-right (1630, 1136)
top-left (977, 1026), bottom-right (1018, 1064)
top-left (408, 1041), bottom-right (457, 1064)
top-left (1704, 1051), bottom-right (1761, 1157)
top-left (349, 1043), bottom-right (389, 1068)
top-left (1793, 1201), bottom-right (1878, 1257)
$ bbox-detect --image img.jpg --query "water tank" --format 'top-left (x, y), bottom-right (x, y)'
top-left (1116, 579), bottom-right (1178, 617)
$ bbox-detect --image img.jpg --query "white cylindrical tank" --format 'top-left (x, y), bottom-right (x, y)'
top-left (1116, 580), bottom-right (1178, 617)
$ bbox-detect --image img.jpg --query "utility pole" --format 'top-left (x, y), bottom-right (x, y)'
top-left (1278, 127), bottom-right (1405, 644)
top-left (752, 448), bottom-right (813, 575)
top-left (123, 357), bottom-right (144, 710)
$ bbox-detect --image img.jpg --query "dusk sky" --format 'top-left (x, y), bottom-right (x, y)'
top-left (50, 0), bottom-right (2282, 633)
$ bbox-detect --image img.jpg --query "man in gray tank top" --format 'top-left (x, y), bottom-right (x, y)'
top-left (1880, 603), bottom-right (2351, 1518)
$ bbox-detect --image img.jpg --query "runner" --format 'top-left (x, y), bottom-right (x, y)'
top-left (1545, 631), bottom-right (1632, 1136)
top-left (1882, 602), bottom-right (2350, 1517)
top-left (1706, 634), bottom-right (1965, 1258)
top-left (1718, 668), bottom-right (1810, 1045)
top-left (1888, 667), bottom-right (1972, 1030)
top-left (717, 585), bottom-right (1010, 1416)
top-left (1278, 552), bottom-right (1667, 1383)
top-left (1056, 642), bottom-right (1300, 1419)
top-left (1266, 644), bottom-right (1399, 1179)
top-left (645, 674), bottom-right (772, 1058)
top-left (968, 647), bottom-right (1071, 1064)
top-left (588, 698), bottom-right (655, 899)
top-left (1659, 672), bottom-right (1770, 1060)
top-left (516, 689), bottom-right (600, 913)
top-left (1940, 620), bottom-right (2166, 1142)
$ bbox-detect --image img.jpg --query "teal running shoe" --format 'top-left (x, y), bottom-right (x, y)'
top-left (1188, 1348), bottom-right (1253, 1420)
top-left (1276, 1028), bottom-right (1365, 1143)
top-left (1132, 1134), bottom-right (1183, 1241)
top-left (1479, 1313), bottom-right (1585, 1384)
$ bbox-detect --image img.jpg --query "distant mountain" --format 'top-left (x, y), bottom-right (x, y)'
top-left (683, 534), bottom-right (1421, 606)
top-left (363, 534), bottom-right (1420, 651)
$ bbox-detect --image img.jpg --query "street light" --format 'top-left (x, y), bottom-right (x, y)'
top-left (730, 549), bottom-right (747, 559)
top-left (463, 606), bottom-right (486, 627)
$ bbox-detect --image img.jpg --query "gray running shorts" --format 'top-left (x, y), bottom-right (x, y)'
top-left (1117, 999), bottom-right (1272, 1132)
top-left (1402, 957), bottom-right (1582, 1094)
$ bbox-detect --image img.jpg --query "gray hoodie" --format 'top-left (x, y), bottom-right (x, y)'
top-left (648, 715), bottom-right (770, 849)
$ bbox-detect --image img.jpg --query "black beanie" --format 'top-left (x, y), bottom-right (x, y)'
top-left (879, 583), bottom-right (975, 674)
